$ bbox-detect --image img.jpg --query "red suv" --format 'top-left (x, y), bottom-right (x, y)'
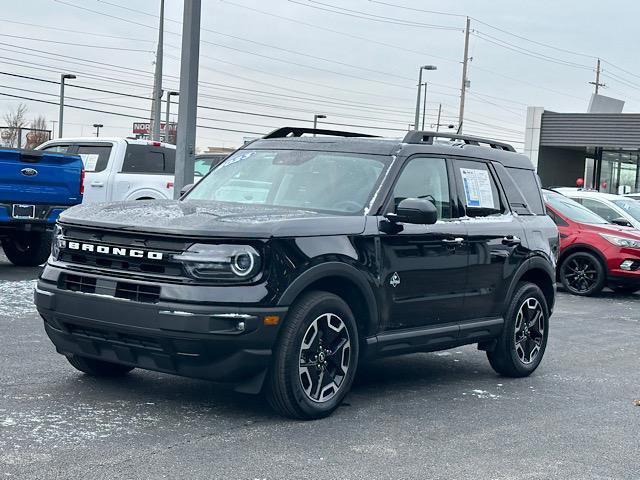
top-left (543, 190), bottom-right (640, 296)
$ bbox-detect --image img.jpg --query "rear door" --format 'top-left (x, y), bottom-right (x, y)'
top-left (379, 156), bottom-right (469, 330)
top-left (114, 144), bottom-right (175, 200)
top-left (453, 158), bottom-right (527, 320)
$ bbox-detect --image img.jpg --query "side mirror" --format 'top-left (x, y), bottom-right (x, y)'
top-left (387, 198), bottom-right (438, 225)
top-left (611, 217), bottom-right (633, 227)
top-left (179, 183), bottom-right (195, 198)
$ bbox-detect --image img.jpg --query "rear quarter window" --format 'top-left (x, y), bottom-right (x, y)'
top-left (505, 167), bottom-right (545, 215)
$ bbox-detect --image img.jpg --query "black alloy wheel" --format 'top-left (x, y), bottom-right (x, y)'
top-left (513, 298), bottom-right (545, 365)
top-left (298, 313), bottom-right (351, 403)
top-left (560, 252), bottom-right (605, 296)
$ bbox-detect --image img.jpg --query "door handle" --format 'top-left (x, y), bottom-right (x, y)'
top-left (91, 181), bottom-right (104, 187)
top-left (502, 235), bottom-right (521, 246)
top-left (442, 237), bottom-right (464, 246)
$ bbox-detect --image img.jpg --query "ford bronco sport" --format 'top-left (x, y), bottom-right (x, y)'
top-left (36, 128), bottom-right (558, 419)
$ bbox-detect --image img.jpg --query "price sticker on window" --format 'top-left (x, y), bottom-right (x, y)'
top-left (460, 168), bottom-right (495, 209)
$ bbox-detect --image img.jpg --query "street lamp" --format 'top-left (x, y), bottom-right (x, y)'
top-left (414, 65), bottom-right (436, 131)
top-left (165, 91), bottom-right (179, 144)
top-left (58, 73), bottom-right (76, 138)
top-left (313, 114), bottom-right (326, 133)
top-left (93, 123), bottom-right (103, 137)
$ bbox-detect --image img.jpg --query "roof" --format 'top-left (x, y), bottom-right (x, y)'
top-left (247, 136), bottom-right (534, 169)
top-left (38, 137), bottom-right (176, 149)
top-left (555, 188), bottom-right (623, 200)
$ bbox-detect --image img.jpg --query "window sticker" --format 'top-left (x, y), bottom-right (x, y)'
top-left (79, 153), bottom-right (99, 172)
top-left (460, 168), bottom-right (495, 209)
top-left (219, 151), bottom-right (254, 169)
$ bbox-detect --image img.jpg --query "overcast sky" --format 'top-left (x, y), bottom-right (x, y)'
top-left (1, 0), bottom-right (639, 150)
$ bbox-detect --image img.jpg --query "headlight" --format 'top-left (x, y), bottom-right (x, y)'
top-left (173, 244), bottom-right (261, 281)
top-left (599, 233), bottom-right (640, 249)
top-left (51, 224), bottom-right (63, 260)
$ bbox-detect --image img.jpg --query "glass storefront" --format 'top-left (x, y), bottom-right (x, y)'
top-left (584, 149), bottom-right (640, 194)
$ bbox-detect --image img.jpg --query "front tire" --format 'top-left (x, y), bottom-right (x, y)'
top-left (66, 355), bottom-right (134, 377)
top-left (487, 282), bottom-right (549, 378)
top-left (559, 251), bottom-right (605, 296)
top-left (1, 231), bottom-right (51, 266)
top-left (266, 291), bottom-right (359, 420)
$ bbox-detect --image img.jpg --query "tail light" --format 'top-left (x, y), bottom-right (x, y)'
top-left (80, 168), bottom-right (85, 195)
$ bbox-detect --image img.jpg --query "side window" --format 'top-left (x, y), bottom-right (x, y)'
top-left (505, 167), bottom-right (545, 215)
top-left (580, 199), bottom-right (619, 222)
top-left (76, 144), bottom-right (112, 173)
top-left (391, 157), bottom-right (451, 219)
top-left (453, 159), bottom-right (504, 217)
top-left (547, 209), bottom-right (568, 227)
top-left (122, 145), bottom-right (165, 174)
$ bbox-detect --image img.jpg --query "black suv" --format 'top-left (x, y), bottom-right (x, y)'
top-left (36, 128), bottom-right (558, 419)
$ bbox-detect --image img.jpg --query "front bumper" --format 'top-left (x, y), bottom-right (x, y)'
top-left (35, 279), bottom-right (287, 394)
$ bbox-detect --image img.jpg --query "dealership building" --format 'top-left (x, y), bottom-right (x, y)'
top-left (524, 96), bottom-right (640, 194)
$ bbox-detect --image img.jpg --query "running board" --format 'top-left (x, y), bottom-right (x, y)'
top-left (365, 317), bottom-right (503, 359)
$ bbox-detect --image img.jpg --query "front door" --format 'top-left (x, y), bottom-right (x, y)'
top-left (379, 156), bottom-right (469, 331)
top-left (74, 143), bottom-right (114, 203)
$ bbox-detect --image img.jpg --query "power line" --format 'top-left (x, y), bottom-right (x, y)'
top-left (367, 0), bottom-right (466, 18)
top-left (287, 0), bottom-right (462, 30)
top-left (0, 32), bottom-right (153, 52)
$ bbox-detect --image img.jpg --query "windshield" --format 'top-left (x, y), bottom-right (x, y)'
top-left (612, 199), bottom-right (640, 221)
top-left (543, 191), bottom-right (608, 224)
top-left (185, 149), bottom-right (389, 214)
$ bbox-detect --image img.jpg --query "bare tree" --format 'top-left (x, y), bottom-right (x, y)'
top-left (1, 103), bottom-right (28, 148)
top-left (26, 115), bottom-right (50, 149)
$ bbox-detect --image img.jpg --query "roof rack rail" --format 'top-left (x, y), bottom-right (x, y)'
top-left (263, 127), bottom-right (379, 139)
top-left (403, 131), bottom-right (516, 152)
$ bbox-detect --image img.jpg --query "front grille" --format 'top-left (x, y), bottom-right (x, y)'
top-left (66, 324), bottom-right (162, 351)
top-left (115, 282), bottom-right (161, 303)
top-left (60, 273), bottom-right (161, 304)
top-left (57, 226), bottom-right (189, 279)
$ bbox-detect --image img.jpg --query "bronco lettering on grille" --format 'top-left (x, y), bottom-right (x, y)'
top-left (62, 240), bottom-right (163, 260)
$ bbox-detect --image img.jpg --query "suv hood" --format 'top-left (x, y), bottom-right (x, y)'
top-left (577, 221), bottom-right (640, 239)
top-left (58, 200), bottom-right (367, 238)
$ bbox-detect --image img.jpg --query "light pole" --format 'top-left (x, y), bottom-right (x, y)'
top-left (421, 82), bottom-right (428, 130)
top-left (174, 0), bottom-right (201, 199)
top-left (165, 91), bottom-right (179, 144)
top-left (414, 65), bottom-right (436, 131)
top-left (313, 114), bottom-right (326, 136)
top-left (58, 73), bottom-right (76, 138)
top-left (93, 123), bottom-right (103, 137)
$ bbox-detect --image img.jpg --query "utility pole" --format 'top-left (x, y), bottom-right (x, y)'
top-left (174, 0), bottom-right (201, 199)
top-left (58, 73), bottom-right (76, 138)
top-left (435, 103), bottom-right (442, 132)
top-left (589, 58), bottom-right (605, 94)
top-left (50, 120), bottom-right (57, 138)
top-left (93, 123), bottom-right (103, 137)
top-left (151, 0), bottom-right (165, 141)
top-left (165, 91), bottom-right (179, 144)
top-left (421, 82), bottom-right (428, 130)
top-left (457, 16), bottom-right (471, 134)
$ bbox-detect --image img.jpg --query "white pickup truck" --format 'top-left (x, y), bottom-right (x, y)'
top-left (37, 138), bottom-right (177, 203)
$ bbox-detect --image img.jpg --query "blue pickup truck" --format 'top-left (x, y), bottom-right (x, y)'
top-left (0, 148), bottom-right (83, 266)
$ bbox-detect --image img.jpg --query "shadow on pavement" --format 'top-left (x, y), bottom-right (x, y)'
top-left (0, 253), bottom-right (43, 281)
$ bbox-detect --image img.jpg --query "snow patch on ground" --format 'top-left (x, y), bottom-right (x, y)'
top-left (0, 402), bottom-right (161, 448)
top-left (0, 280), bottom-right (37, 317)
top-left (462, 389), bottom-right (500, 399)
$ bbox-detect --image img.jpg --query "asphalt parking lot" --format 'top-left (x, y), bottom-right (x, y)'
top-left (1, 254), bottom-right (638, 480)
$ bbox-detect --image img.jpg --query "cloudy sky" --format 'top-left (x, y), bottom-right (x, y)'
top-left (1, 0), bottom-right (639, 150)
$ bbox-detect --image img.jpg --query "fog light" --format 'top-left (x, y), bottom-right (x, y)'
top-left (620, 260), bottom-right (635, 271)
top-left (236, 321), bottom-right (245, 332)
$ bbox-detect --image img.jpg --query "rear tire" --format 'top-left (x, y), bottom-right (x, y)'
top-left (559, 251), bottom-right (605, 296)
top-left (487, 282), bottom-right (549, 378)
top-left (266, 291), bottom-right (359, 420)
top-left (66, 355), bottom-right (134, 377)
top-left (1, 231), bottom-right (51, 266)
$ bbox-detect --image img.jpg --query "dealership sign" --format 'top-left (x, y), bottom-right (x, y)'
top-left (132, 122), bottom-right (177, 135)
